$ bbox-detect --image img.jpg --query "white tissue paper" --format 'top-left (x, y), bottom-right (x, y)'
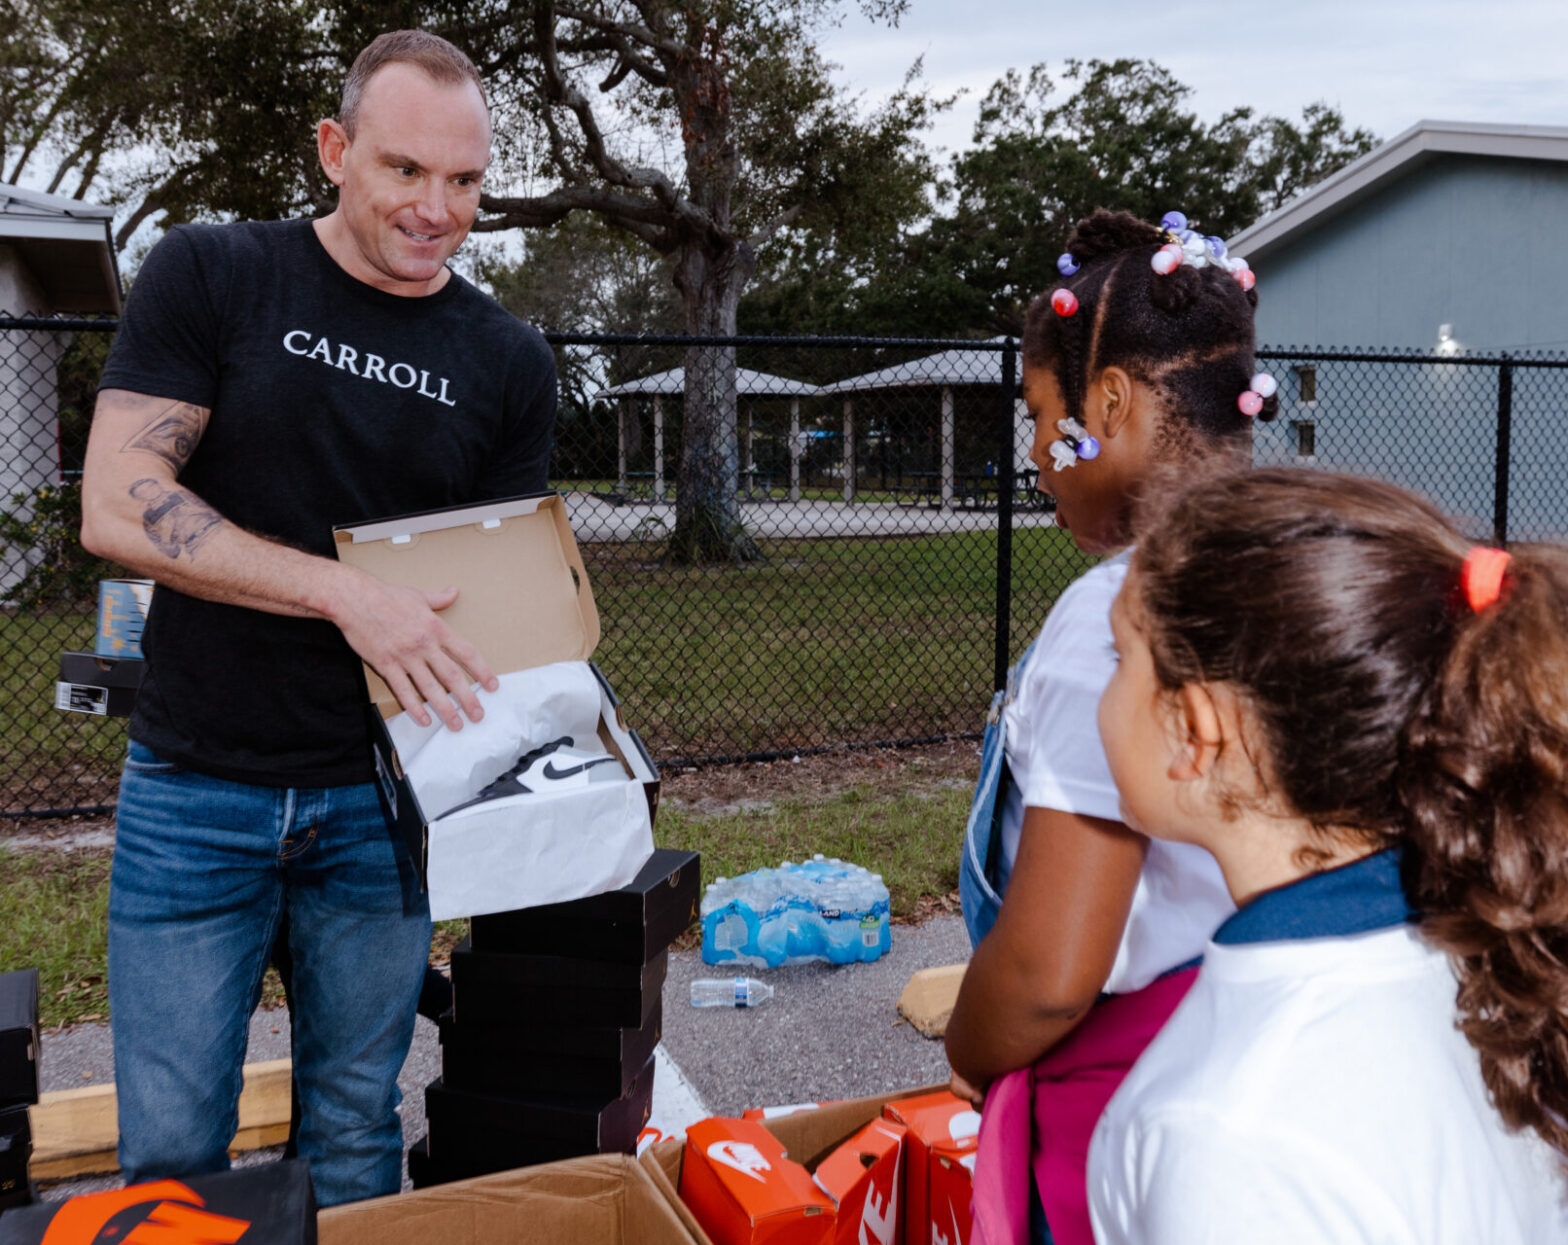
top-left (385, 660), bottom-right (654, 920)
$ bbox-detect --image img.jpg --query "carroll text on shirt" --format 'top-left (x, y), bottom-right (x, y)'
top-left (281, 330), bottom-right (457, 407)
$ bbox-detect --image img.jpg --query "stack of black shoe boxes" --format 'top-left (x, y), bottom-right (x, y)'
top-left (409, 847), bottom-right (700, 1187)
top-left (0, 971), bottom-right (39, 1214)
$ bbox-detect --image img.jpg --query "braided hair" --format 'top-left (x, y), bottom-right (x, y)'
top-left (1022, 209), bottom-right (1276, 452)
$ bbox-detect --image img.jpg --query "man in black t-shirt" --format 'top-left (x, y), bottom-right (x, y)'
top-left (80, 31), bottom-right (553, 1206)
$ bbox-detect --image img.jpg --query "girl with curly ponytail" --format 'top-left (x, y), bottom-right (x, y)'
top-left (1087, 466), bottom-right (1568, 1244)
top-left (950, 208), bottom-right (1276, 1245)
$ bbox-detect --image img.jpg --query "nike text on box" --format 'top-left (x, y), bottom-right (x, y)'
top-left (812, 1119), bottom-right (906, 1245)
top-left (878, 1091), bottom-right (979, 1245)
top-left (333, 492), bottom-right (661, 921)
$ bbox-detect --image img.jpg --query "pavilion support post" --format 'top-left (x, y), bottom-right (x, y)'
top-left (653, 395), bottom-right (666, 502)
top-left (941, 385), bottom-right (956, 511)
top-left (745, 406), bottom-right (755, 498)
top-left (789, 397), bottom-right (801, 503)
top-left (617, 397), bottom-right (629, 493)
top-left (843, 399), bottom-right (856, 503)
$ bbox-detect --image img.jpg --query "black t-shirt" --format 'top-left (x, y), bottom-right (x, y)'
top-left (99, 219), bottom-right (556, 787)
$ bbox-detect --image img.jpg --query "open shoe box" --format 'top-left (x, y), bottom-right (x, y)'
top-left (319, 1152), bottom-right (700, 1245)
top-left (640, 1084), bottom-right (947, 1245)
top-left (334, 493), bottom-right (659, 921)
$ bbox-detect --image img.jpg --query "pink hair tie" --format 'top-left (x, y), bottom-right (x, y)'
top-left (1461, 547), bottom-right (1511, 612)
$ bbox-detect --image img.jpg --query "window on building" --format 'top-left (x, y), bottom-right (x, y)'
top-left (1295, 364), bottom-right (1317, 403)
top-left (1292, 419), bottom-right (1316, 459)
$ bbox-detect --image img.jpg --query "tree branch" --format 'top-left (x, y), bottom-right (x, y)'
top-left (745, 204), bottom-right (805, 251)
top-left (554, 3), bottom-right (686, 59)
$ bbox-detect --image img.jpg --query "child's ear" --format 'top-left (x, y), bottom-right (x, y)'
top-left (1096, 367), bottom-right (1137, 439)
top-left (1168, 683), bottom-right (1223, 782)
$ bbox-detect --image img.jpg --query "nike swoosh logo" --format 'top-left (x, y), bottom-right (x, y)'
top-left (541, 756), bottom-right (620, 781)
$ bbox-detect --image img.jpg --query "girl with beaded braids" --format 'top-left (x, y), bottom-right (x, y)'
top-left (1087, 467), bottom-right (1568, 1244)
top-left (948, 208), bottom-right (1277, 1245)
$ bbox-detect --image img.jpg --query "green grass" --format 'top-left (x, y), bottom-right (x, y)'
top-left (2, 526), bottom-right (1091, 804)
top-left (586, 526), bottom-right (1092, 758)
top-left (0, 846), bottom-right (112, 1027)
top-left (655, 782), bottom-right (971, 918)
top-left (0, 610), bottom-right (127, 811)
top-left (1, 778), bottom-right (973, 1028)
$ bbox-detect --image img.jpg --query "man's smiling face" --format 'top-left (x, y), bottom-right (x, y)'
top-left (320, 61), bottom-right (490, 296)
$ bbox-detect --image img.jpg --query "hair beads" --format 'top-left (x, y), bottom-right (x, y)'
top-left (1237, 372), bottom-right (1277, 417)
top-left (1051, 288), bottom-right (1079, 317)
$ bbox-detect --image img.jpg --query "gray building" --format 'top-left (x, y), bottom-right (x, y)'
top-left (0, 183), bottom-right (120, 596)
top-left (1228, 122), bottom-right (1568, 540)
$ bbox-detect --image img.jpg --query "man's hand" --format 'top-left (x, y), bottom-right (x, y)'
top-left (328, 573), bottom-right (499, 731)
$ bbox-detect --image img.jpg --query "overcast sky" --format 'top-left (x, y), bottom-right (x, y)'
top-left (825, 0), bottom-right (1568, 158)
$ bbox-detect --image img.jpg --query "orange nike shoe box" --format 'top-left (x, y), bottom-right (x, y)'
top-left (879, 1091), bottom-right (979, 1245)
top-left (812, 1119), bottom-right (906, 1245)
top-left (679, 1117), bottom-right (835, 1245)
top-left (926, 1144), bottom-right (976, 1245)
top-left (0, 1159), bottom-right (316, 1244)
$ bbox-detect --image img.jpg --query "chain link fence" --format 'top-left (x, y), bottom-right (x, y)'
top-left (5, 322), bottom-right (1568, 817)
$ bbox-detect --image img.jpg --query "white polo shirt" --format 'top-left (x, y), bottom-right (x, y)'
top-left (1000, 552), bottom-right (1234, 993)
top-left (1089, 861), bottom-right (1568, 1244)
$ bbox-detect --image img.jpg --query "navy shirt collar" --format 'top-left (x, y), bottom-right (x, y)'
top-left (1213, 847), bottom-right (1414, 945)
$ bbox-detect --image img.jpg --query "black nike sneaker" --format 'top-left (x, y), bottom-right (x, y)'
top-left (439, 736), bottom-right (625, 817)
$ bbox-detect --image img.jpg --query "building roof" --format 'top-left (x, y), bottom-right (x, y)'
top-left (816, 337), bottom-right (1014, 394)
top-left (1227, 121), bottom-right (1568, 265)
top-left (0, 182), bottom-right (121, 313)
top-left (597, 366), bottom-right (819, 399)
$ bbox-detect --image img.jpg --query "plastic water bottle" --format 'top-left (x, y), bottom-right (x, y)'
top-left (690, 976), bottom-right (774, 1008)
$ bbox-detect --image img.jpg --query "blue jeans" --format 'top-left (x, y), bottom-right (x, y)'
top-left (109, 741), bottom-right (431, 1207)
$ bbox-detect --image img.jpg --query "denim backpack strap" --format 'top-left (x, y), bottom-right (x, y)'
top-left (961, 638), bottom-right (1041, 946)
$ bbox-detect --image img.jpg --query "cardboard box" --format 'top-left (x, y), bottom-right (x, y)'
top-left (0, 972), bottom-right (38, 1110)
top-left (679, 1118), bottom-right (835, 1245)
top-left (0, 1158), bottom-right (316, 1244)
top-left (334, 493), bottom-right (660, 920)
top-left (425, 1051), bottom-right (655, 1175)
top-left (813, 1119), bottom-right (905, 1245)
top-left (439, 1001), bottom-right (662, 1100)
top-left (879, 1092), bottom-right (978, 1245)
top-left (641, 1085), bottom-right (948, 1245)
top-left (926, 1145), bottom-right (974, 1245)
top-left (470, 848), bottom-right (700, 964)
top-left (320, 1152), bottom-right (702, 1245)
top-left (53, 652), bottom-right (143, 718)
top-left (451, 938), bottom-right (666, 1029)
top-left (95, 578), bottom-right (152, 659)
top-left (741, 1103), bottom-right (823, 1123)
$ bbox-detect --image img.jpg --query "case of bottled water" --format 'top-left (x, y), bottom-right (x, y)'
top-left (700, 855), bottom-right (892, 967)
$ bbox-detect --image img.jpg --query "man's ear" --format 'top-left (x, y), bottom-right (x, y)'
top-left (318, 118), bottom-right (349, 187)
top-left (1168, 683), bottom-right (1223, 782)
top-left (1097, 366), bottom-right (1137, 439)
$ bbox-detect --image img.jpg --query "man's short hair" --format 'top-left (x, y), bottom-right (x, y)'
top-left (339, 30), bottom-right (487, 138)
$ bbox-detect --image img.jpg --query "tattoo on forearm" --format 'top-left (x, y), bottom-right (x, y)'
top-left (120, 401), bottom-right (208, 473)
top-left (129, 478), bottom-right (224, 560)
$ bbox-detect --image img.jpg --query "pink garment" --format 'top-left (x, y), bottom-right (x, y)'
top-left (970, 967), bottom-right (1199, 1245)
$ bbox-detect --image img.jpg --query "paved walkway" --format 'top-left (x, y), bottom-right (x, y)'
top-left (562, 491), bottom-right (1057, 542)
top-left (34, 916), bottom-right (969, 1199)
